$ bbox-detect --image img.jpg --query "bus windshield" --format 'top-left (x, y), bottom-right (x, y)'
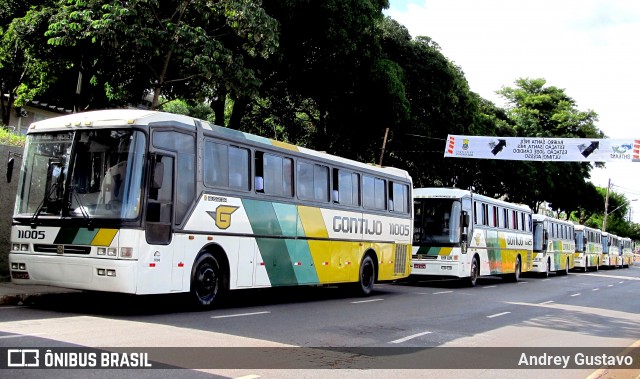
top-left (15, 129), bottom-right (146, 220)
top-left (413, 198), bottom-right (461, 245)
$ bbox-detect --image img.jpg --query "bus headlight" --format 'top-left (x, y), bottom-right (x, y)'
top-left (97, 247), bottom-right (106, 255)
top-left (107, 248), bottom-right (117, 256)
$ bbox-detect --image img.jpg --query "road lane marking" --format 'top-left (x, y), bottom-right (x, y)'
top-left (517, 281), bottom-right (528, 284)
top-left (570, 293), bottom-right (581, 297)
top-left (538, 301), bottom-right (554, 305)
top-left (432, 291), bottom-right (453, 294)
top-left (618, 281), bottom-right (624, 284)
top-left (351, 298), bottom-right (384, 304)
top-left (608, 284), bottom-right (614, 287)
top-left (582, 273), bottom-right (640, 280)
top-left (0, 333), bottom-right (46, 339)
top-left (482, 285), bottom-right (497, 288)
top-left (592, 288), bottom-right (599, 291)
top-left (389, 331), bottom-right (432, 344)
top-left (541, 279), bottom-right (551, 281)
top-left (211, 311), bottom-right (271, 319)
top-left (487, 312), bottom-right (511, 318)
top-left (235, 375), bottom-right (261, 379)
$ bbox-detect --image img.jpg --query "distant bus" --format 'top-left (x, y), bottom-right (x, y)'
top-left (531, 215), bottom-right (575, 276)
top-left (7, 110), bottom-right (413, 308)
top-left (621, 237), bottom-right (634, 268)
top-left (573, 225), bottom-right (602, 271)
top-left (602, 232), bottom-right (621, 269)
top-left (411, 188), bottom-right (533, 287)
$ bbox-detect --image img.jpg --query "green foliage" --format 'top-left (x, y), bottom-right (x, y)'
top-left (0, 127), bottom-right (25, 147)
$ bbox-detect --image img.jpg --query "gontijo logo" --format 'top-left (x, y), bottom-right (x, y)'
top-left (207, 205), bottom-right (239, 230)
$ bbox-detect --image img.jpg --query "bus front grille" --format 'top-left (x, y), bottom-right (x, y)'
top-left (34, 244), bottom-right (91, 255)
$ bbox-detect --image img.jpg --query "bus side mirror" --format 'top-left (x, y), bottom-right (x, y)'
top-left (6, 158), bottom-right (14, 183)
top-left (461, 213), bottom-right (470, 227)
top-left (151, 161), bottom-right (164, 189)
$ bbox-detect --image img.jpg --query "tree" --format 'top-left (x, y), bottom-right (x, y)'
top-left (44, 0), bottom-right (279, 113)
top-left (0, 0), bottom-right (56, 126)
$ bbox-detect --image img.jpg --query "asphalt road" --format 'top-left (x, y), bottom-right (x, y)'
top-left (0, 266), bottom-right (639, 378)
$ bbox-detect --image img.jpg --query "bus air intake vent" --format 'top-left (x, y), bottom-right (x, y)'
top-left (394, 244), bottom-right (408, 274)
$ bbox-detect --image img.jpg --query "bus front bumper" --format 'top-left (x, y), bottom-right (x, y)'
top-left (9, 253), bottom-right (138, 294)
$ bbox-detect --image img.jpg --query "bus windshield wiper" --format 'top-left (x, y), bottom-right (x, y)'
top-left (30, 182), bottom-right (59, 227)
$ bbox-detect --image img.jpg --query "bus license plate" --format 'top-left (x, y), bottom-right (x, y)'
top-left (11, 271), bottom-right (29, 280)
top-left (414, 263), bottom-right (426, 269)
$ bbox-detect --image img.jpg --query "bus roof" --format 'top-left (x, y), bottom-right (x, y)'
top-left (28, 109), bottom-right (411, 181)
top-left (532, 214), bottom-right (574, 226)
top-left (413, 187), bottom-right (531, 212)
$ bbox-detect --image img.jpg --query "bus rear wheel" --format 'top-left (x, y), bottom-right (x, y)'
top-left (191, 254), bottom-right (224, 308)
top-left (356, 255), bottom-right (375, 296)
top-left (506, 257), bottom-right (521, 282)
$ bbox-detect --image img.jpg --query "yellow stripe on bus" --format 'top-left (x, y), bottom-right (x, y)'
top-left (91, 229), bottom-right (118, 246)
top-left (297, 206), bottom-right (329, 239)
top-left (271, 140), bottom-right (300, 152)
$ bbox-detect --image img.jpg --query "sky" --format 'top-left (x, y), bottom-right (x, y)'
top-left (386, 0), bottom-right (640, 222)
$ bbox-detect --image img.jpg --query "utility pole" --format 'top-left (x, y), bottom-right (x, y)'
top-left (602, 179), bottom-right (611, 232)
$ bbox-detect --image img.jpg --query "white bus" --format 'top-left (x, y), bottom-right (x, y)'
top-left (621, 237), bottom-right (634, 268)
top-left (411, 188), bottom-right (533, 287)
top-left (531, 215), bottom-right (575, 276)
top-left (7, 109), bottom-right (413, 307)
top-left (602, 232), bottom-right (621, 269)
top-left (573, 225), bottom-right (602, 271)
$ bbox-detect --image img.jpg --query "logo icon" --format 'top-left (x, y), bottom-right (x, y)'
top-left (462, 139), bottom-right (469, 150)
top-left (207, 205), bottom-right (239, 230)
top-left (8, 349), bottom-right (40, 367)
top-left (611, 144), bottom-right (631, 154)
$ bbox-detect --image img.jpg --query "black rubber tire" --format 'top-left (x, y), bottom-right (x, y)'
top-left (507, 256), bottom-right (521, 282)
top-left (191, 254), bottom-right (224, 308)
top-left (465, 256), bottom-right (479, 287)
top-left (356, 255), bottom-right (375, 296)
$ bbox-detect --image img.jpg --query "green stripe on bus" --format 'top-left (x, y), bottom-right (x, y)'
top-left (243, 199), bottom-right (283, 236)
top-left (54, 227), bottom-right (79, 244)
top-left (255, 238), bottom-right (298, 286)
top-left (285, 239), bottom-right (319, 284)
top-left (416, 246), bottom-right (440, 256)
top-left (272, 203), bottom-right (298, 237)
top-left (72, 228), bottom-right (99, 245)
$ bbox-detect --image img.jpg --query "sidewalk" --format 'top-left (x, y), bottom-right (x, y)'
top-left (0, 281), bottom-right (79, 306)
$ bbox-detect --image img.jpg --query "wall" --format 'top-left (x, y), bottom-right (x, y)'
top-left (0, 144), bottom-right (22, 281)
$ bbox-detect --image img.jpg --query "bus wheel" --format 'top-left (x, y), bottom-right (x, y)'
top-left (356, 255), bottom-right (375, 296)
top-left (507, 257), bottom-right (521, 282)
top-left (465, 256), bottom-right (479, 287)
top-left (543, 258), bottom-right (550, 278)
top-left (191, 254), bottom-right (223, 308)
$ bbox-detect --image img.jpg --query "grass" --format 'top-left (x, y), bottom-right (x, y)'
top-left (0, 127), bottom-right (26, 147)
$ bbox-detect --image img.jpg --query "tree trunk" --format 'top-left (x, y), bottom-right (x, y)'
top-left (211, 88), bottom-right (227, 126)
top-left (229, 96), bottom-right (248, 131)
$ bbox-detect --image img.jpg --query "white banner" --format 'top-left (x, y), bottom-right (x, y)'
top-left (444, 135), bottom-right (640, 162)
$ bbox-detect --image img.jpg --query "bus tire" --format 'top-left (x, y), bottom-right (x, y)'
top-left (543, 258), bottom-right (550, 278)
top-left (507, 256), bottom-right (521, 282)
top-left (463, 255), bottom-right (480, 287)
top-left (356, 255), bottom-right (376, 296)
top-left (191, 253), bottom-right (224, 309)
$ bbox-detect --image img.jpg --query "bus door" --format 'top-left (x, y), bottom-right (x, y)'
top-left (145, 153), bottom-right (182, 291)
